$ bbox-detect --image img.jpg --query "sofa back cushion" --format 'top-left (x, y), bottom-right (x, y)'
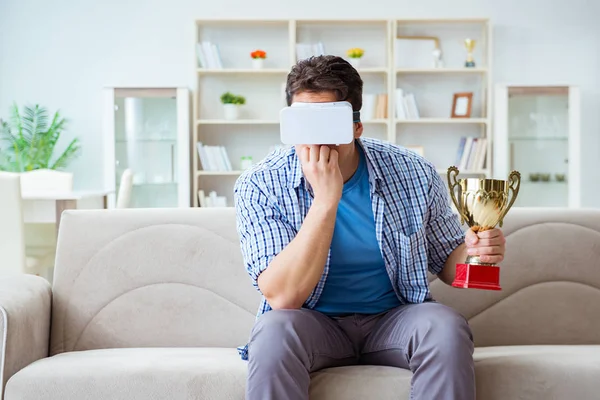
top-left (430, 207), bottom-right (600, 347)
top-left (50, 207), bottom-right (600, 355)
top-left (50, 208), bottom-right (260, 356)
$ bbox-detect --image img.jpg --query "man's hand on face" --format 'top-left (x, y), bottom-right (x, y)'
top-left (464, 228), bottom-right (506, 265)
top-left (298, 145), bottom-right (343, 207)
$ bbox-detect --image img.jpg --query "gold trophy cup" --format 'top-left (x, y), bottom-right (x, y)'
top-left (447, 166), bottom-right (521, 290)
top-left (464, 39), bottom-right (476, 67)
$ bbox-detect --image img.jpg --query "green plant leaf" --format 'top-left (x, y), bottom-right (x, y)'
top-left (19, 104), bottom-right (50, 170)
top-left (220, 91), bottom-right (235, 104)
top-left (49, 138), bottom-right (81, 170)
top-left (0, 103), bottom-right (80, 172)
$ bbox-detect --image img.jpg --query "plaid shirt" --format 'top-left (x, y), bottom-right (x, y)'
top-left (233, 137), bottom-right (465, 360)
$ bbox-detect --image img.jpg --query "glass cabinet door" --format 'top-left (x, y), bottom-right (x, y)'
top-left (104, 88), bottom-right (190, 208)
top-left (494, 85), bottom-right (581, 208)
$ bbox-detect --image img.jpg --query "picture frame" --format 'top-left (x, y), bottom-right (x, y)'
top-left (395, 35), bottom-right (440, 69)
top-left (451, 92), bottom-right (473, 118)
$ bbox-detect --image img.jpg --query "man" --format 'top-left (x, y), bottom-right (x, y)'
top-left (233, 55), bottom-right (506, 400)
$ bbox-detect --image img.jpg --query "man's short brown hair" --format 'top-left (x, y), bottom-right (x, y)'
top-left (285, 55), bottom-right (363, 112)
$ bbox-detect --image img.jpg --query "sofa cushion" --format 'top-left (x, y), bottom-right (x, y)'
top-left (431, 213), bottom-right (600, 348)
top-left (3, 347), bottom-right (410, 400)
top-left (5, 348), bottom-right (248, 400)
top-left (50, 209), bottom-right (261, 356)
top-left (5, 345), bottom-right (600, 400)
top-left (474, 345), bottom-right (600, 399)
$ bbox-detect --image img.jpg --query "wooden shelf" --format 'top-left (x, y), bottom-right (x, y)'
top-left (396, 18), bottom-right (489, 24)
top-left (197, 119), bottom-right (280, 125)
top-left (362, 119), bottom-right (389, 124)
top-left (396, 68), bottom-right (487, 74)
top-left (198, 68), bottom-right (289, 74)
top-left (198, 118), bottom-right (389, 127)
top-left (509, 136), bottom-right (568, 141)
top-left (397, 118), bottom-right (488, 124)
top-left (197, 67), bottom-right (387, 75)
top-left (356, 67), bottom-right (388, 73)
top-left (436, 168), bottom-right (488, 175)
top-left (197, 171), bottom-right (243, 176)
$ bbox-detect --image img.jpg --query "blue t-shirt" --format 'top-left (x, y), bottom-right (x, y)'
top-left (313, 146), bottom-right (401, 316)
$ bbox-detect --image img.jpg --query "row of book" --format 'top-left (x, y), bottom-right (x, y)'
top-left (196, 41), bottom-right (224, 69)
top-left (198, 190), bottom-right (228, 207)
top-left (362, 93), bottom-right (388, 120)
top-left (395, 88), bottom-right (420, 120)
top-left (196, 143), bottom-right (232, 171)
top-left (455, 137), bottom-right (487, 171)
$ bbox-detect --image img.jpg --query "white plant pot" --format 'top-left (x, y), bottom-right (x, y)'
top-left (349, 57), bottom-right (361, 68)
top-left (19, 169), bottom-right (74, 192)
top-left (223, 104), bottom-right (240, 120)
top-left (252, 58), bottom-right (265, 69)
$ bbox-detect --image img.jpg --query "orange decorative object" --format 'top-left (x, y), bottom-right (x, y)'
top-left (250, 50), bottom-right (267, 59)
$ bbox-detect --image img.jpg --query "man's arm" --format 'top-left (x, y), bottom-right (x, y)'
top-left (424, 165), bottom-right (507, 285)
top-left (438, 242), bottom-right (467, 285)
top-left (425, 165), bottom-right (466, 284)
top-left (439, 228), bottom-right (507, 285)
top-left (256, 200), bottom-right (337, 309)
top-left (235, 145), bottom-right (342, 309)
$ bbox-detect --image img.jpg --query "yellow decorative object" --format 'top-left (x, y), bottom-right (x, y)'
top-left (346, 48), bottom-right (364, 59)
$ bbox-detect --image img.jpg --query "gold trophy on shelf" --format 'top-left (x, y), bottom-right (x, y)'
top-left (447, 166), bottom-right (521, 290)
top-left (464, 38), bottom-right (476, 67)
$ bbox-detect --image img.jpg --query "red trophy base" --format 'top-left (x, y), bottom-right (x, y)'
top-left (451, 263), bottom-right (501, 291)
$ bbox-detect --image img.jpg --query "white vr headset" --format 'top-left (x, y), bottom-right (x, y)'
top-left (279, 101), bottom-right (360, 145)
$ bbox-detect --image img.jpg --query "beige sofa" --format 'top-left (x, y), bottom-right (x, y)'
top-left (1, 207), bottom-right (600, 399)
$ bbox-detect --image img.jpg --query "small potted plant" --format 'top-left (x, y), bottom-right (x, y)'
top-left (250, 49), bottom-right (267, 69)
top-left (220, 92), bottom-right (246, 120)
top-left (0, 103), bottom-right (81, 178)
top-left (346, 48), bottom-right (364, 68)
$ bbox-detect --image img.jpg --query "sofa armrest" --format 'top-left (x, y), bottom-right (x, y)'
top-left (0, 275), bottom-right (51, 399)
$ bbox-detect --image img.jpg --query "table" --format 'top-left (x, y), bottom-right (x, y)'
top-left (21, 190), bottom-right (112, 234)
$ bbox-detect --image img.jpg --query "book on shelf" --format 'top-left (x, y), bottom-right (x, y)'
top-left (362, 93), bottom-right (388, 120)
top-left (295, 42), bottom-right (326, 61)
top-left (395, 88), bottom-right (420, 120)
top-left (455, 137), bottom-right (487, 171)
top-left (198, 190), bottom-right (228, 207)
top-left (196, 142), bottom-right (232, 171)
top-left (196, 41), bottom-right (223, 69)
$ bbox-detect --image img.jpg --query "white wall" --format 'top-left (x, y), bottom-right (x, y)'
top-left (1, 0), bottom-right (599, 205)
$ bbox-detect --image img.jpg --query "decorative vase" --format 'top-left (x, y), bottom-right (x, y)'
top-left (349, 57), bottom-right (361, 68)
top-left (223, 104), bottom-right (239, 120)
top-left (252, 58), bottom-right (265, 69)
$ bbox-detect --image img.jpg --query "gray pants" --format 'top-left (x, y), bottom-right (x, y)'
top-left (246, 302), bottom-right (474, 400)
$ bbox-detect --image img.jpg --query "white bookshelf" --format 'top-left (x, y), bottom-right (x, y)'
top-left (193, 18), bottom-right (492, 207)
top-left (392, 18), bottom-right (492, 178)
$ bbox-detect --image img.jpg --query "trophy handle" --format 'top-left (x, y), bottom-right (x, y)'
top-left (447, 166), bottom-right (465, 225)
top-left (498, 170), bottom-right (521, 227)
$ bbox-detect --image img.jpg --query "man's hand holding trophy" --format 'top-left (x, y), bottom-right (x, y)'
top-left (447, 166), bottom-right (521, 290)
